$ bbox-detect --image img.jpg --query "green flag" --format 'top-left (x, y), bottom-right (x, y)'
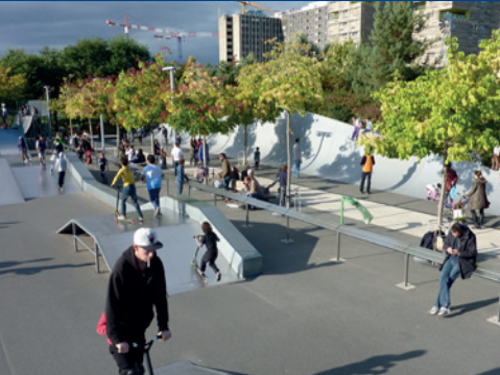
top-left (341, 196), bottom-right (373, 225)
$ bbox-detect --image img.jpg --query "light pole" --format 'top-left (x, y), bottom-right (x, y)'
top-left (43, 85), bottom-right (52, 142)
top-left (161, 66), bottom-right (177, 152)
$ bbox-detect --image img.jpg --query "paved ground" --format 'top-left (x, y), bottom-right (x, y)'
top-left (1, 135), bottom-right (500, 374)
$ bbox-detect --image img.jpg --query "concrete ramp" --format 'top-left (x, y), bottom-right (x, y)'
top-left (155, 361), bottom-right (238, 375)
top-left (0, 129), bottom-right (24, 157)
top-left (57, 213), bottom-right (239, 295)
top-left (0, 159), bottom-right (24, 205)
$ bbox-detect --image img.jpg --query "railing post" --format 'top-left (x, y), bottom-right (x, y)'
top-left (404, 253), bottom-right (410, 288)
top-left (213, 193), bottom-right (217, 206)
top-left (94, 241), bottom-right (100, 274)
top-left (72, 222), bottom-right (78, 252)
top-left (280, 215), bottom-right (294, 244)
top-left (166, 178), bottom-right (169, 196)
top-left (242, 203), bottom-right (253, 228)
top-left (188, 185), bottom-right (191, 197)
top-left (497, 286), bottom-right (500, 323)
top-left (336, 231), bottom-right (341, 261)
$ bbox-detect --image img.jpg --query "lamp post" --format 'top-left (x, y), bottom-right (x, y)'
top-left (161, 66), bottom-right (177, 153)
top-left (43, 85), bottom-right (52, 142)
top-left (66, 76), bottom-right (74, 138)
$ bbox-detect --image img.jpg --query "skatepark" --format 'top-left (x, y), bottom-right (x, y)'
top-left (1, 116), bottom-right (500, 374)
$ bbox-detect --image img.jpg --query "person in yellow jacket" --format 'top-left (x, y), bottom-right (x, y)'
top-left (112, 157), bottom-right (144, 222)
top-left (360, 148), bottom-right (376, 195)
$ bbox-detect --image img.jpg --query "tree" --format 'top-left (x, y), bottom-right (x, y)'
top-left (0, 66), bottom-right (28, 107)
top-left (371, 32), bottom-right (500, 226)
top-left (238, 41), bottom-right (323, 207)
top-left (355, 1), bottom-right (432, 95)
top-left (111, 56), bottom-right (169, 133)
top-left (166, 63), bottom-right (241, 168)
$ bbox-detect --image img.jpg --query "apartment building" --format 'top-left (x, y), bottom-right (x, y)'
top-left (413, 1), bottom-right (500, 64)
top-left (275, 1), bottom-right (329, 50)
top-left (218, 10), bottom-right (284, 63)
top-left (327, 1), bottom-right (377, 45)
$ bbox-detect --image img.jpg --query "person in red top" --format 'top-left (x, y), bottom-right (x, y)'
top-left (445, 162), bottom-right (458, 203)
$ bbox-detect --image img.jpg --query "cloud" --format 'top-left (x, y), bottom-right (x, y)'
top-left (0, 1), bottom-right (311, 64)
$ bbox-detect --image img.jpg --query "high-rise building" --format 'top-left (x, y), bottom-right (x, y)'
top-left (413, 1), bottom-right (500, 64)
top-left (275, 1), bottom-right (330, 50)
top-left (219, 10), bottom-right (284, 63)
top-left (327, 1), bottom-right (377, 45)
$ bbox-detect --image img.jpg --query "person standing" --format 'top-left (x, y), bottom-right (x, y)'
top-left (54, 152), bottom-right (67, 192)
top-left (360, 148), bottom-right (375, 194)
top-left (254, 147), bottom-right (261, 170)
top-left (445, 163), bottom-right (459, 203)
top-left (111, 157), bottom-right (144, 223)
top-left (175, 158), bottom-right (189, 195)
top-left (18, 136), bottom-right (29, 164)
top-left (171, 142), bottom-right (183, 176)
top-left (428, 223), bottom-right (477, 317)
top-left (292, 138), bottom-right (302, 179)
top-left (278, 165), bottom-right (288, 207)
top-left (491, 145), bottom-right (500, 170)
top-left (351, 117), bottom-right (362, 141)
top-left (2, 103), bottom-right (8, 128)
top-left (219, 153), bottom-right (231, 189)
top-left (142, 154), bottom-right (164, 217)
top-left (198, 142), bottom-right (210, 168)
top-left (189, 136), bottom-right (198, 166)
top-left (465, 170), bottom-right (489, 229)
top-left (36, 134), bottom-right (47, 169)
top-left (105, 227), bottom-right (171, 375)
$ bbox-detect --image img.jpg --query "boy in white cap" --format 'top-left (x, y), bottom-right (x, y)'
top-left (105, 227), bottom-right (171, 375)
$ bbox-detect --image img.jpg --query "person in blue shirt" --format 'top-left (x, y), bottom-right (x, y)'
top-left (141, 154), bottom-right (164, 217)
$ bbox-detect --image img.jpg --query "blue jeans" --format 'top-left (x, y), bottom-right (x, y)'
top-left (293, 161), bottom-right (301, 179)
top-left (435, 257), bottom-right (460, 309)
top-left (121, 185), bottom-right (143, 219)
top-left (176, 182), bottom-right (183, 195)
top-left (148, 188), bottom-right (161, 210)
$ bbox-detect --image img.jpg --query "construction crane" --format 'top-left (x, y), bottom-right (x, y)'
top-left (154, 34), bottom-right (183, 62)
top-left (237, 1), bottom-right (274, 14)
top-left (106, 14), bottom-right (219, 62)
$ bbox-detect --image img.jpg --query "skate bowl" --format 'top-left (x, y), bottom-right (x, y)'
top-left (57, 152), bottom-right (262, 294)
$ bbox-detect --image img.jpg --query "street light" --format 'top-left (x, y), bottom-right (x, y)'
top-left (161, 66), bottom-right (178, 152)
top-left (43, 85), bottom-right (52, 142)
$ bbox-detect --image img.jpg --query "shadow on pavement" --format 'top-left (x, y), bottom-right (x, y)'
top-left (448, 297), bottom-right (498, 318)
top-left (314, 350), bottom-right (426, 375)
top-left (0, 258), bottom-right (52, 270)
top-left (475, 369), bottom-right (500, 375)
top-left (0, 262), bottom-right (94, 277)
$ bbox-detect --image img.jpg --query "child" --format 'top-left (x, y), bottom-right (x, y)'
top-left (76, 145), bottom-right (85, 161)
top-left (175, 158), bottom-right (189, 195)
top-left (254, 147), bottom-right (261, 170)
top-left (195, 163), bottom-right (208, 183)
top-left (426, 183), bottom-right (442, 201)
top-left (54, 152), bottom-right (67, 192)
top-left (195, 222), bottom-right (221, 281)
top-left (98, 152), bottom-right (108, 183)
top-left (111, 157), bottom-right (144, 222)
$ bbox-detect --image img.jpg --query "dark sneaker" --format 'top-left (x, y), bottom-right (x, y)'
top-left (216, 272), bottom-right (221, 282)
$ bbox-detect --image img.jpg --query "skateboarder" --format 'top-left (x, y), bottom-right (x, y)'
top-left (54, 152), bottom-right (67, 192)
top-left (141, 154), bottom-right (164, 216)
top-left (36, 134), bottom-right (47, 168)
top-left (105, 227), bottom-right (171, 375)
top-left (195, 222), bottom-right (221, 282)
top-left (111, 157), bottom-right (144, 223)
top-left (98, 152), bottom-right (108, 183)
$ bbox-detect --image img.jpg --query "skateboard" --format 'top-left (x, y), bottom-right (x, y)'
top-left (191, 243), bottom-right (208, 284)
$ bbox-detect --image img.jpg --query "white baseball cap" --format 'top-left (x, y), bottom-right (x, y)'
top-left (133, 228), bottom-right (163, 251)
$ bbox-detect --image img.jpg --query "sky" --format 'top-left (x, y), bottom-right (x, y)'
top-left (0, 1), bottom-right (312, 65)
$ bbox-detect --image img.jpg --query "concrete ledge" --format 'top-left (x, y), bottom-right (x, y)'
top-left (159, 194), bottom-right (262, 279)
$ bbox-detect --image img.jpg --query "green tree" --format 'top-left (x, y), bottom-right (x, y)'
top-left (238, 41), bottom-right (323, 206)
top-left (371, 32), bottom-right (500, 226)
top-left (356, 1), bottom-right (432, 95)
top-left (0, 66), bottom-right (28, 107)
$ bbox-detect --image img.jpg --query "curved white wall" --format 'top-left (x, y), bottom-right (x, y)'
top-left (200, 112), bottom-right (500, 216)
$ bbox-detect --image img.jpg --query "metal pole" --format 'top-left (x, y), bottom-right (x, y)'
top-left (151, 132), bottom-right (154, 156)
top-left (44, 86), bottom-right (52, 142)
top-left (286, 110), bottom-right (291, 209)
top-left (336, 232), bottom-right (341, 261)
top-left (116, 125), bottom-right (119, 156)
top-left (94, 242), bottom-right (100, 274)
top-left (166, 177), bottom-right (169, 196)
top-left (246, 203), bottom-right (250, 226)
top-left (286, 216), bottom-right (290, 242)
top-left (188, 185), bottom-right (191, 197)
top-left (497, 286), bottom-right (500, 323)
top-left (72, 222), bottom-right (78, 252)
top-left (100, 114), bottom-right (105, 152)
top-left (89, 118), bottom-right (94, 149)
top-left (404, 253), bottom-right (410, 288)
top-left (213, 192), bottom-right (217, 206)
top-left (340, 197), bottom-right (345, 225)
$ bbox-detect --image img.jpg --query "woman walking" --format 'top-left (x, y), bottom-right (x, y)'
top-left (465, 170), bottom-right (489, 229)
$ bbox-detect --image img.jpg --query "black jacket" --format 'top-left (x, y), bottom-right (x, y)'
top-left (105, 247), bottom-right (169, 344)
top-left (440, 224), bottom-right (477, 279)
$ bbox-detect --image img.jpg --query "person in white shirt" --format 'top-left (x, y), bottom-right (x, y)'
top-left (491, 145), bottom-right (500, 170)
top-left (171, 142), bottom-right (184, 176)
top-left (141, 154), bottom-right (165, 216)
top-left (54, 152), bottom-right (67, 192)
